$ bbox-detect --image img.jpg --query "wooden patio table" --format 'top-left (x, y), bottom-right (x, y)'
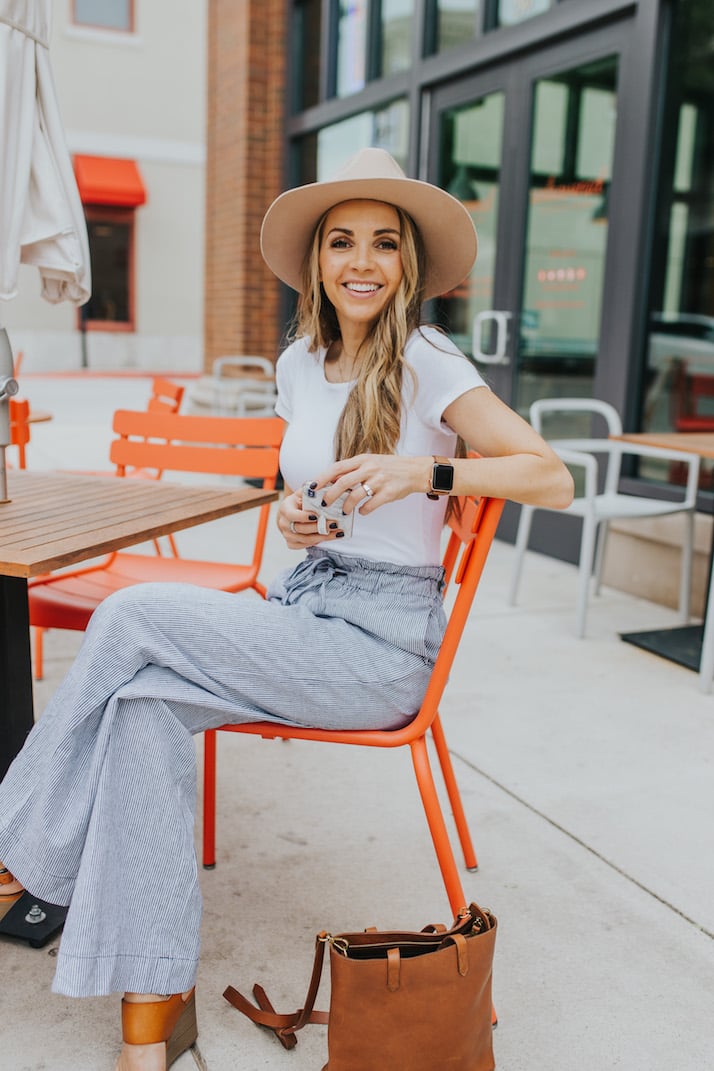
top-left (613, 431), bottom-right (714, 687)
top-left (0, 470), bottom-right (277, 778)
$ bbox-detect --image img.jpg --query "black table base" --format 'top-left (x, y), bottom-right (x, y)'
top-left (0, 892), bottom-right (66, 948)
top-left (1, 575), bottom-right (35, 781)
top-left (620, 624), bottom-right (703, 673)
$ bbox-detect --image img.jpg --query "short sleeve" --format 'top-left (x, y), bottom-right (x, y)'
top-left (406, 327), bottom-right (487, 432)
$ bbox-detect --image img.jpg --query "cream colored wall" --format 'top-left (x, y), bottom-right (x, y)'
top-left (2, 0), bottom-right (206, 372)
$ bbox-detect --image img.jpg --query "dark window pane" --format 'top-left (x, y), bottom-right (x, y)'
top-left (292, 0), bottom-right (322, 110)
top-left (85, 221), bottom-right (130, 323)
top-left (336, 0), bottom-right (369, 97)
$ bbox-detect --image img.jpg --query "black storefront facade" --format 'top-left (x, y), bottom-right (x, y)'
top-left (284, 0), bottom-right (714, 571)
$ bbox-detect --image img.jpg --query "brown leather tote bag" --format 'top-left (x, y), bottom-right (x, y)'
top-left (224, 901), bottom-right (497, 1070)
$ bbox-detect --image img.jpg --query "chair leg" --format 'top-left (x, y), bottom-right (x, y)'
top-left (698, 554), bottom-right (714, 693)
top-left (508, 504), bottom-right (534, 606)
top-left (677, 511), bottom-right (694, 625)
top-left (430, 715), bottom-right (478, 871)
top-left (202, 729), bottom-right (218, 868)
top-left (575, 516), bottom-right (598, 638)
top-left (593, 521), bottom-right (609, 596)
top-left (410, 736), bottom-right (468, 915)
top-left (33, 627), bottom-right (45, 681)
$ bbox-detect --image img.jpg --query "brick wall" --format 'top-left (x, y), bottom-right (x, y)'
top-left (204, 0), bottom-right (288, 371)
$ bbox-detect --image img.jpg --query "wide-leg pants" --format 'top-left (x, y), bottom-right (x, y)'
top-left (0, 549), bottom-right (445, 997)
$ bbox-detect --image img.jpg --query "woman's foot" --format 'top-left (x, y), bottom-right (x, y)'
top-left (116, 990), bottom-right (197, 1071)
top-left (0, 866), bottom-right (24, 920)
top-left (0, 866), bottom-right (24, 898)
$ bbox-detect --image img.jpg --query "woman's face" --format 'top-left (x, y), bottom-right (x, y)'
top-left (318, 199), bottom-right (404, 337)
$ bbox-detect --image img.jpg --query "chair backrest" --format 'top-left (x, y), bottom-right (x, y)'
top-left (671, 365), bottom-right (714, 431)
top-left (148, 376), bottom-right (185, 414)
top-left (213, 356), bottom-right (274, 380)
top-left (110, 409), bottom-right (284, 480)
top-left (530, 397), bottom-right (624, 498)
top-left (9, 397), bottom-right (30, 468)
top-left (530, 397), bottom-right (623, 437)
top-left (109, 409), bottom-right (285, 571)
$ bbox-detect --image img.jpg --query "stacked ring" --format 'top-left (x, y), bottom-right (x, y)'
top-left (363, 483), bottom-right (374, 498)
top-left (289, 520), bottom-right (298, 534)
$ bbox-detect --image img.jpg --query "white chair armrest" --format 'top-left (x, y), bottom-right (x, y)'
top-left (550, 446), bottom-right (599, 501)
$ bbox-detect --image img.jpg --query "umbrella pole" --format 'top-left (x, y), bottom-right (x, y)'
top-left (0, 327), bottom-right (20, 503)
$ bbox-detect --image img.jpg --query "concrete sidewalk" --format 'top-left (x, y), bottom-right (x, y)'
top-left (3, 375), bottom-right (714, 1070)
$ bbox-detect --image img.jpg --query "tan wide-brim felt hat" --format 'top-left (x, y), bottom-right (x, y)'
top-left (260, 147), bottom-right (478, 301)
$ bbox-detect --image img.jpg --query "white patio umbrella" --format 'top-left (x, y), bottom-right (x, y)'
top-left (0, 0), bottom-right (90, 304)
top-left (0, 0), bottom-right (91, 499)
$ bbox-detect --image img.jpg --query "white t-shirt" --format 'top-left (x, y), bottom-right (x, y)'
top-left (275, 326), bottom-right (487, 567)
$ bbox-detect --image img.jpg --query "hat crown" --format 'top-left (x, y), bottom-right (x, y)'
top-left (332, 147), bottom-right (407, 184)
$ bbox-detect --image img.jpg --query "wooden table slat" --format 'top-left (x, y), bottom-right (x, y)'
top-left (0, 472), bottom-right (277, 577)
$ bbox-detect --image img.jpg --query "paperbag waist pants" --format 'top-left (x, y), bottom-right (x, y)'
top-left (0, 549), bottom-right (445, 997)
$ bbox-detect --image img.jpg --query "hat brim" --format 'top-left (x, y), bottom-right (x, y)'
top-left (260, 175), bottom-right (477, 301)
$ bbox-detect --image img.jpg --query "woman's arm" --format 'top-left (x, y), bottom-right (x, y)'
top-left (440, 386), bottom-right (574, 509)
top-left (313, 387), bottom-right (574, 515)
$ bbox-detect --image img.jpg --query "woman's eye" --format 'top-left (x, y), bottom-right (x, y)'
top-left (377, 240), bottom-right (398, 251)
top-left (330, 238), bottom-right (350, 249)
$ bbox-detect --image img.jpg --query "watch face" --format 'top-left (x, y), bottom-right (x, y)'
top-left (432, 462), bottom-right (454, 492)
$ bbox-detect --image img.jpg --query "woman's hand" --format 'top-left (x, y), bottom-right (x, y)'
top-left (310, 454), bottom-right (431, 517)
top-left (277, 487), bottom-right (347, 548)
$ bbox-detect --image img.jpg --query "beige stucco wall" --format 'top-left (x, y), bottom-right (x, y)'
top-left (2, 0), bottom-right (206, 372)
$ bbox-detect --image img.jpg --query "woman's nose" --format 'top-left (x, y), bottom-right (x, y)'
top-left (350, 242), bottom-right (374, 270)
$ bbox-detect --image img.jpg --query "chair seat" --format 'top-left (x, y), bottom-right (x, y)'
top-left (29, 555), bottom-right (257, 631)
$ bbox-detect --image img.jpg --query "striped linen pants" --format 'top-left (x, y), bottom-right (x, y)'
top-left (0, 549), bottom-right (445, 997)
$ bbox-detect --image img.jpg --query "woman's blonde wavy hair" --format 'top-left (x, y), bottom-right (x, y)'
top-left (293, 203), bottom-right (425, 460)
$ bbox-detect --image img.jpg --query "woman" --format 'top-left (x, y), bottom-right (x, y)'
top-left (0, 148), bottom-right (573, 1070)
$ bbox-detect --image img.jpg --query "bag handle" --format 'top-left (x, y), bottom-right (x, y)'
top-left (223, 932), bottom-right (330, 1051)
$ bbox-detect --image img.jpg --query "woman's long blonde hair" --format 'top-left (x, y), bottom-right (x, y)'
top-left (294, 203), bottom-right (425, 460)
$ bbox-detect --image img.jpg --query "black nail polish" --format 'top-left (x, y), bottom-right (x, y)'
top-left (335, 531), bottom-right (345, 538)
top-left (309, 481), bottom-right (318, 489)
top-left (329, 522), bottom-right (338, 530)
top-left (308, 514), bottom-right (318, 521)
top-left (321, 499), bottom-right (327, 507)
top-left (306, 488), bottom-right (316, 498)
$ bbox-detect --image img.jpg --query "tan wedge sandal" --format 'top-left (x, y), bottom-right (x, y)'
top-left (121, 989), bottom-right (198, 1069)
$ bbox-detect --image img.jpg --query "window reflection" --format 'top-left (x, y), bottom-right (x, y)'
top-left (436, 94), bottom-right (504, 357)
top-left (642, 0), bottom-right (714, 489)
top-left (516, 57), bottom-right (618, 419)
top-left (336, 0), bottom-right (369, 97)
top-left (296, 100), bottom-right (410, 186)
top-left (379, 0), bottom-right (414, 77)
top-left (497, 0), bottom-right (551, 28)
top-left (292, 0), bottom-right (322, 110)
top-left (433, 0), bottom-right (479, 53)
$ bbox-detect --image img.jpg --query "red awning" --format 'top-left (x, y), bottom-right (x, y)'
top-left (73, 155), bottom-right (147, 207)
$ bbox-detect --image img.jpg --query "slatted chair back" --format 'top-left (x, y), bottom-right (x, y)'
top-left (28, 410), bottom-right (284, 679)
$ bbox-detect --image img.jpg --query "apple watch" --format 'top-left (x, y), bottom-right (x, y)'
top-left (426, 456), bottom-right (454, 500)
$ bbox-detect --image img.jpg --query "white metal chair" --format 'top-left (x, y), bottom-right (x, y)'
top-left (508, 398), bottom-right (701, 637)
top-left (188, 356), bottom-right (277, 415)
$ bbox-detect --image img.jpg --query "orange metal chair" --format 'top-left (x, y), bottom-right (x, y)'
top-left (32, 379), bottom-right (188, 676)
top-left (9, 397), bottom-right (31, 468)
top-left (28, 409), bottom-right (284, 676)
top-left (202, 493), bottom-right (505, 916)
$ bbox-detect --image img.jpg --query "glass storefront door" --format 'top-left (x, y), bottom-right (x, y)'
top-left (429, 26), bottom-right (625, 439)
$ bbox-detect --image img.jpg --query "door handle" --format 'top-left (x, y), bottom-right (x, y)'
top-left (472, 311), bottom-right (511, 365)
